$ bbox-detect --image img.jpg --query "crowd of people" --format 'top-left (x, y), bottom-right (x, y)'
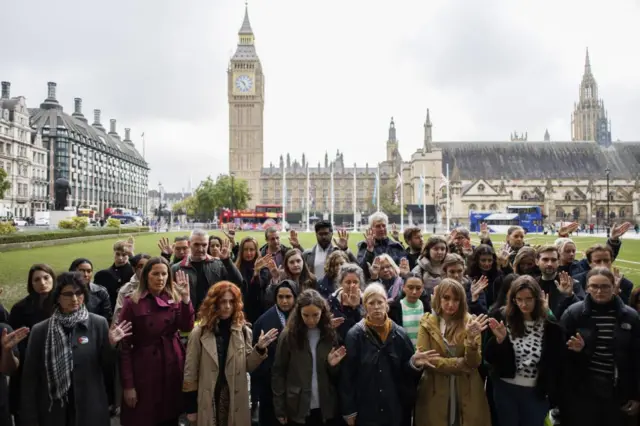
top-left (0, 214), bottom-right (637, 426)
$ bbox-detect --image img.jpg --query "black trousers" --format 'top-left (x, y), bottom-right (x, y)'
top-left (289, 409), bottom-right (335, 426)
top-left (564, 394), bottom-right (632, 426)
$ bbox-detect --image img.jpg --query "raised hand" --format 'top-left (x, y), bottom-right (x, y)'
top-left (257, 328), bottom-right (279, 349)
top-left (541, 290), bottom-right (549, 311)
top-left (174, 270), bottom-right (191, 303)
top-left (328, 346), bottom-right (347, 367)
top-left (1, 327), bottom-right (29, 352)
top-left (555, 271), bottom-right (574, 296)
top-left (399, 258), bottom-right (411, 277)
top-left (448, 230), bottom-right (458, 245)
top-left (567, 333), bottom-right (584, 352)
top-left (611, 222), bottom-right (632, 240)
top-left (219, 239), bottom-right (231, 260)
top-left (391, 224), bottom-right (400, 241)
top-left (480, 222), bottom-right (489, 239)
top-left (109, 320), bottom-right (133, 346)
top-left (330, 316), bottom-right (346, 329)
top-left (124, 388), bottom-right (137, 408)
top-left (340, 288), bottom-right (361, 308)
top-left (367, 257), bottom-right (381, 279)
top-left (333, 228), bottom-right (349, 250)
top-left (488, 318), bottom-right (507, 344)
top-left (497, 244), bottom-right (512, 268)
top-left (254, 254), bottom-right (271, 274)
top-left (466, 314), bottom-right (490, 339)
top-left (559, 222), bottom-right (579, 236)
top-left (363, 228), bottom-right (375, 251)
top-left (470, 276), bottom-right (489, 302)
top-left (157, 237), bottom-right (174, 256)
top-left (613, 267), bottom-right (623, 295)
top-left (222, 223), bottom-right (236, 244)
top-left (267, 259), bottom-right (280, 281)
top-left (288, 230), bottom-right (300, 248)
top-left (412, 349), bottom-right (441, 368)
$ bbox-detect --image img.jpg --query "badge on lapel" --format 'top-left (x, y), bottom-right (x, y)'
top-left (78, 336), bottom-right (89, 345)
top-left (621, 323), bottom-right (632, 331)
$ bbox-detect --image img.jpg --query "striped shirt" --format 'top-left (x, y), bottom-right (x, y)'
top-left (401, 298), bottom-right (424, 347)
top-left (589, 304), bottom-right (617, 379)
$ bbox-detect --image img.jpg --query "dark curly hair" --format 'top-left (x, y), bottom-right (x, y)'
top-left (198, 281), bottom-right (245, 330)
top-left (465, 244), bottom-right (497, 278)
top-left (285, 289), bottom-right (335, 350)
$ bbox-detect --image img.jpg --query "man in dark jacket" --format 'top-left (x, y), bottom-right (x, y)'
top-left (158, 236), bottom-right (190, 265)
top-left (561, 267), bottom-right (640, 426)
top-left (171, 229), bottom-right (244, 311)
top-left (357, 212), bottom-right (406, 281)
top-left (535, 245), bottom-right (584, 319)
top-left (302, 220), bottom-right (356, 280)
top-left (94, 240), bottom-right (135, 310)
top-left (259, 226), bottom-right (304, 267)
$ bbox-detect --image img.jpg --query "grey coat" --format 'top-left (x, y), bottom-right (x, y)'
top-left (21, 313), bottom-right (114, 426)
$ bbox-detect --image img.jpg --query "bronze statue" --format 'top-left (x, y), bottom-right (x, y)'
top-left (53, 178), bottom-right (71, 210)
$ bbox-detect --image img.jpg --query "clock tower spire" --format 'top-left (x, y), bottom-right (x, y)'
top-left (228, 3), bottom-right (264, 208)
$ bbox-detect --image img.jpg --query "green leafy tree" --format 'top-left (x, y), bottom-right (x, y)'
top-left (194, 177), bottom-right (218, 220)
top-left (380, 180), bottom-right (401, 215)
top-left (212, 175), bottom-right (251, 210)
top-left (172, 195), bottom-right (197, 217)
top-left (0, 168), bottom-right (10, 200)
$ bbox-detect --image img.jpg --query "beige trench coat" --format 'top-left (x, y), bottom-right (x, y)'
top-left (414, 312), bottom-right (491, 426)
top-left (183, 323), bottom-right (267, 426)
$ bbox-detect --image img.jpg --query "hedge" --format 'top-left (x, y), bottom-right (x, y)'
top-left (0, 227), bottom-right (151, 245)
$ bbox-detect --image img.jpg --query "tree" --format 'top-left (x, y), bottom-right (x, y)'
top-left (212, 175), bottom-right (251, 210)
top-left (380, 180), bottom-right (402, 215)
top-left (0, 168), bottom-right (10, 200)
top-left (194, 177), bottom-right (218, 220)
top-left (172, 195), bottom-right (197, 217)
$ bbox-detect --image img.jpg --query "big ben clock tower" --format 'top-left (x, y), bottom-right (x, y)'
top-left (228, 5), bottom-right (264, 208)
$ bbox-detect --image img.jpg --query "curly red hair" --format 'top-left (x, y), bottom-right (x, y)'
top-left (198, 281), bottom-right (245, 330)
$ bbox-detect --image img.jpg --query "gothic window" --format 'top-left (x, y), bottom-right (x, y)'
top-left (520, 191), bottom-right (530, 201)
top-left (608, 192), bottom-right (615, 202)
top-left (564, 192), bottom-right (572, 201)
top-left (555, 208), bottom-right (565, 219)
top-left (481, 205), bottom-right (486, 210)
top-left (489, 204), bottom-right (498, 211)
top-left (620, 207), bottom-right (627, 218)
top-left (468, 204), bottom-right (477, 212)
top-left (477, 184), bottom-right (485, 193)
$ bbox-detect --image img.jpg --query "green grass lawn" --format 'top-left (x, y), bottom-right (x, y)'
top-left (1, 230), bottom-right (639, 308)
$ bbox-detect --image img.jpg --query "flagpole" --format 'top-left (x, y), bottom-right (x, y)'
top-left (446, 162), bottom-right (450, 231)
top-left (353, 163), bottom-right (357, 232)
top-left (141, 132), bottom-right (146, 160)
top-left (306, 165), bottom-right (310, 232)
top-left (422, 165), bottom-right (427, 233)
top-left (330, 162), bottom-right (335, 228)
top-left (282, 163), bottom-right (287, 230)
top-left (400, 172), bottom-right (404, 232)
top-left (376, 164), bottom-right (381, 212)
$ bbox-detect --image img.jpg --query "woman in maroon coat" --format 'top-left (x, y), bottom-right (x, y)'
top-left (119, 257), bottom-right (195, 426)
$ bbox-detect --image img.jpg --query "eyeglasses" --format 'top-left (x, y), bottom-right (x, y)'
top-left (588, 284), bottom-right (613, 292)
top-left (61, 290), bottom-right (84, 298)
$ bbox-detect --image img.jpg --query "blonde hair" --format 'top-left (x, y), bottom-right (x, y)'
top-left (362, 282), bottom-right (387, 306)
top-left (114, 237), bottom-right (134, 255)
top-left (131, 257), bottom-right (181, 304)
top-left (431, 278), bottom-right (469, 344)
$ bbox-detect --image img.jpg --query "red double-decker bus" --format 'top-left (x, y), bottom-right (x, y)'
top-left (220, 204), bottom-right (284, 229)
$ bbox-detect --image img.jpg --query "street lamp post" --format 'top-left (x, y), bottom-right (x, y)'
top-left (230, 173), bottom-right (236, 213)
top-left (605, 167), bottom-right (611, 237)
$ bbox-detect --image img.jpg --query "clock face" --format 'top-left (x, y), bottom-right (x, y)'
top-left (235, 75), bottom-right (253, 93)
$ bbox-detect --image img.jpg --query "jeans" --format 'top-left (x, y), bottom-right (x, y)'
top-left (493, 379), bottom-right (549, 426)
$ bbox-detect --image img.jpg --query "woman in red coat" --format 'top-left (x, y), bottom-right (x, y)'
top-left (119, 257), bottom-right (194, 426)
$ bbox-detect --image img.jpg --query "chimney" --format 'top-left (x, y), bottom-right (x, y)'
top-left (124, 128), bottom-right (131, 141)
top-left (1, 82), bottom-right (9, 99)
top-left (109, 119), bottom-right (117, 135)
top-left (74, 98), bottom-right (82, 114)
top-left (93, 109), bottom-right (105, 130)
top-left (47, 82), bottom-right (57, 100)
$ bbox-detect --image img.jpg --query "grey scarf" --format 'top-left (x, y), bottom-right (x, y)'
top-left (44, 305), bottom-right (89, 409)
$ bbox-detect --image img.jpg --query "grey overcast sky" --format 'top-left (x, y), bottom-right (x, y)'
top-left (2, 0), bottom-right (640, 192)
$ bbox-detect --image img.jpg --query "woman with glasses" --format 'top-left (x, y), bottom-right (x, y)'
top-left (21, 272), bottom-right (131, 426)
top-left (485, 275), bottom-right (565, 426)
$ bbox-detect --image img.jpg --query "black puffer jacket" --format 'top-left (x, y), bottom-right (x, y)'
top-left (86, 283), bottom-right (113, 324)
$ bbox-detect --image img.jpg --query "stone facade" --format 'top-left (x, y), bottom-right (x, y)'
top-left (1, 81), bottom-right (149, 217)
top-left (0, 83), bottom-right (49, 217)
top-left (226, 10), bottom-right (639, 226)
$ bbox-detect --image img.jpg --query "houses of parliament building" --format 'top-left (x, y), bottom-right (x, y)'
top-left (228, 6), bottom-right (640, 225)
